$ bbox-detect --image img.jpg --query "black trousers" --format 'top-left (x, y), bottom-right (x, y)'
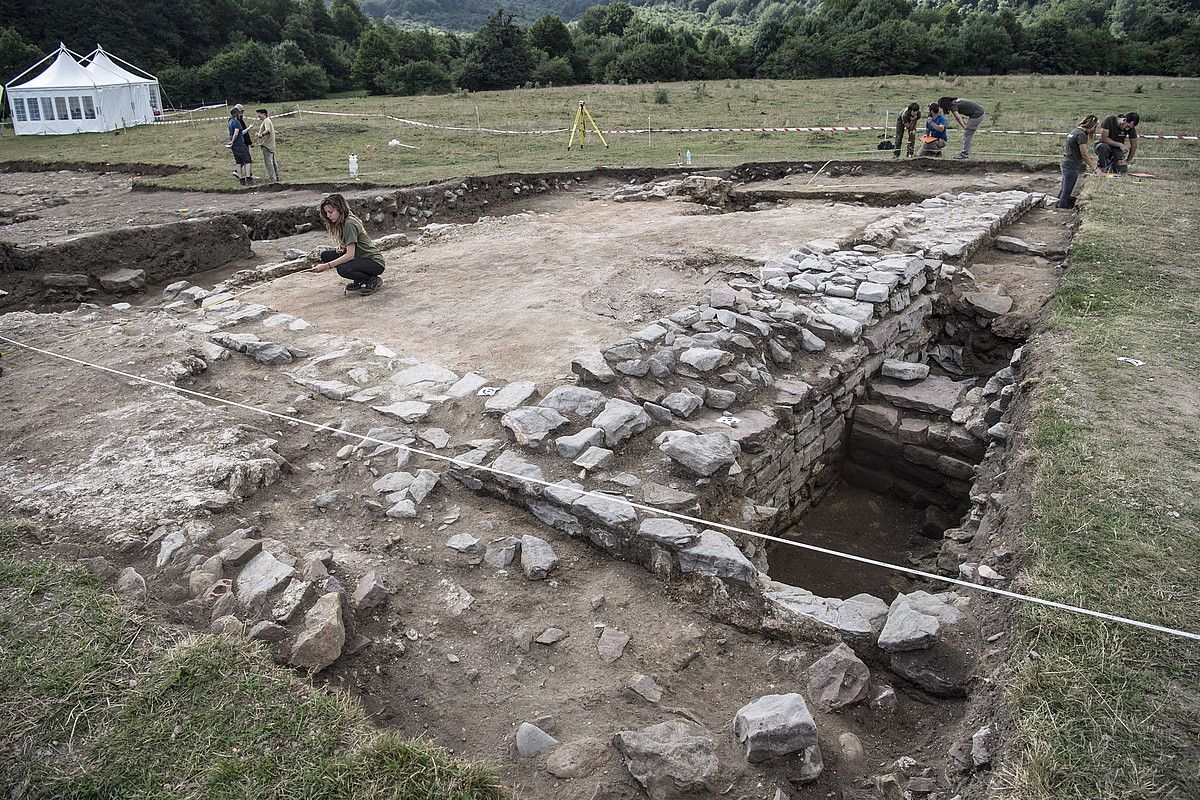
top-left (320, 249), bottom-right (384, 282)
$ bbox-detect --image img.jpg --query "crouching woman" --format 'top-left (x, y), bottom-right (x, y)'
top-left (314, 194), bottom-right (385, 295)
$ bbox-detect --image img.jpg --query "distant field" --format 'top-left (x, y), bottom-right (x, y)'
top-left (1, 74), bottom-right (1197, 190)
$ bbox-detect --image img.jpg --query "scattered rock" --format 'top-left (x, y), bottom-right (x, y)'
top-left (807, 643), bottom-right (870, 712)
top-left (659, 431), bottom-right (740, 477)
top-left (593, 398), bottom-right (652, 448)
top-left (677, 530), bottom-right (757, 587)
top-left (516, 722), bottom-right (559, 758)
top-left (881, 360), bottom-right (930, 381)
top-left (502, 406), bottom-right (569, 447)
top-left (597, 627), bottom-right (631, 663)
top-left (485, 380), bottom-right (538, 414)
top-left (98, 267), bottom-right (146, 293)
top-left (114, 567), bottom-right (147, 603)
top-left (555, 427), bottom-right (605, 459)
top-left (484, 537), bottom-right (520, 568)
top-left (627, 674), bottom-right (663, 703)
top-left (248, 620), bottom-right (287, 643)
top-left (612, 721), bottom-right (719, 800)
top-left (521, 534), bottom-right (559, 579)
top-left (733, 693), bottom-right (818, 763)
top-left (289, 592), bottom-right (345, 672)
top-left (351, 570), bottom-right (390, 610)
top-left (212, 615), bottom-right (244, 636)
top-left (535, 627), bottom-right (568, 645)
top-left (539, 385), bottom-right (606, 417)
top-left (236, 551), bottom-right (295, 607)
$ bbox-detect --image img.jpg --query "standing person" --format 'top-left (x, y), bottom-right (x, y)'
top-left (313, 194), bottom-right (385, 295)
top-left (1057, 115), bottom-right (1103, 209)
top-left (1096, 112), bottom-right (1139, 174)
top-left (938, 96), bottom-right (986, 159)
top-left (255, 108), bottom-right (279, 183)
top-left (919, 103), bottom-right (948, 157)
top-left (225, 105), bottom-right (254, 185)
top-left (893, 102), bottom-right (921, 158)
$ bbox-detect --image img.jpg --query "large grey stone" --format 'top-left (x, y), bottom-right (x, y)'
top-left (678, 530), bottom-right (757, 587)
top-left (114, 567), bottom-right (147, 603)
top-left (448, 372), bottom-right (489, 398)
top-left (571, 492), bottom-right (638, 529)
top-left (236, 551), bottom-right (295, 606)
top-left (294, 377), bottom-right (360, 400)
top-left (593, 398), bottom-right (652, 448)
top-left (520, 534), bottom-right (559, 579)
top-left (407, 469), bottom-right (440, 504)
top-left (351, 570), bottom-right (390, 610)
top-left (881, 360), bottom-right (930, 381)
top-left (372, 400), bottom-right (432, 423)
top-left (637, 518), bottom-right (700, 549)
top-left (539, 385), bottom-right (606, 418)
top-left (392, 363), bottom-right (458, 387)
top-left (598, 627), bottom-right (631, 663)
top-left (485, 380), bottom-right (538, 414)
top-left (289, 592), bottom-right (345, 672)
top-left (733, 693), bottom-right (817, 763)
top-left (612, 721), bottom-right (719, 800)
top-left (516, 722), bottom-right (559, 758)
top-left (963, 291), bottom-right (1014, 318)
top-left (659, 431), bottom-right (740, 477)
top-left (491, 450), bottom-right (545, 492)
top-left (502, 406), bottom-right (569, 447)
top-left (994, 235), bottom-right (1029, 254)
top-left (662, 391), bottom-right (704, 419)
top-left (99, 267), bottom-right (147, 293)
top-left (555, 427), bottom-right (604, 459)
top-left (872, 377), bottom-right (968, 416)
top-left (679, 347), bottom-right (728, 372)
top-left (877, 590), bottom-right (963, 653)
top-left (573, 446), bottom-right (614, 471)
top-left (807, 643), bottom-right (870, 712)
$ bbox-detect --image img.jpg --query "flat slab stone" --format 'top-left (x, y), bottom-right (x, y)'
top-left (733, 693), bottom-right (817, 763)
top-left (501, 406), bottom-right (569, 447)
top-left (963, 291), bottom-right (1015, 318)
top-left (539, 385), bottom-right (606, 417)
top-left (485, 380), bottom-right (538, 414)
top-left (612, 721), bottom-right (719, 800)
top-left (678, 530), bottom-right (757, 587)
top-left (392, 363), bottom-right (459, 387)
top-left (236, 551), bottom-right (295, 606)
top-left (871, 377), bottom-right (968, 416)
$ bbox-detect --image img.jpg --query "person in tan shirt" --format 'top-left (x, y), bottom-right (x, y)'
top-left (254, 108), bottom-right (279, 183)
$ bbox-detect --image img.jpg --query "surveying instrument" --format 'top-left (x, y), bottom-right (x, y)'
top-left (567, 101), bottom-right (608, 150)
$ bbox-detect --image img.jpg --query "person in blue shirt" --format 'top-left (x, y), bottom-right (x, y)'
top-left (225, 105), bottom-right (254, 186)
top-left (919, 103), bottom-right (948, 157)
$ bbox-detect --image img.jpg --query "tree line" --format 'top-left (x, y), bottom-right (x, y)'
top-left (0, 0), bottom-right (1196, 109)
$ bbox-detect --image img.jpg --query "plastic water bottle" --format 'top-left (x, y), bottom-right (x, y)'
top-left (685, 150), bottom-right (693, 165)
top-left (348, 154), bottom-right (359, 178)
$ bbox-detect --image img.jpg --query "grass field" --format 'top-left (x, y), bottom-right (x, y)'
top-left (0, 520), bottom-right (510, 799)
top-left (1002, 159), bottom-right (1200, 798)
top-left (1, 74), bottom-right (1197, 190)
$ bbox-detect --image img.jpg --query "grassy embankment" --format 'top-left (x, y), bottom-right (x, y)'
top-left (1004, 162), bottom-right (1200, 798)
top-left (0, 74), bottom-right (1197, 190)
top-left (0, 521), bottom-right (509, 800)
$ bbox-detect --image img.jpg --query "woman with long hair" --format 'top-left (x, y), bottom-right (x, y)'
top-left (1057, 115), bottom-right (1102, 209)
top-left (313, 194), bottom-right (385, 295)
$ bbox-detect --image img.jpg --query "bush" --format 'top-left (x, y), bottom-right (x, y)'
top-left (654, 87), bottom-right (669, 104)
top-left (531, 56), bottom-right (574, 87)
top-left (380, 60), bottom-right (453, 96)
top-left (279, 63), bottom-right (330, 100)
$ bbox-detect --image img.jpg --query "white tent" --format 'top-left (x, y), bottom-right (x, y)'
top-left (83, 45), bottom-right (161, 124)
top-left (4, 43), bottom-right (160, 135)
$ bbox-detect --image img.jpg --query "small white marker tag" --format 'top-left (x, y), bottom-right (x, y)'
top-left (718, 415), bottom-right (740, 427)
top-left (477, 386), bottom-right (499, 396)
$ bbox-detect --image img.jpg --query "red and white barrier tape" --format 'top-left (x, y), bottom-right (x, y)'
top-left (145, 106), bottom-right (1197, 140)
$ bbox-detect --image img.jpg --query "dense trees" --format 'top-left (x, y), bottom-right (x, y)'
top-left (0, 0), bottom-right (1196, 108)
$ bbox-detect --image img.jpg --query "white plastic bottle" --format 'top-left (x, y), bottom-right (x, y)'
top-left (685, 150), bottom-right (693, 165)
top-left (348, 154), bottom-right (359, 178)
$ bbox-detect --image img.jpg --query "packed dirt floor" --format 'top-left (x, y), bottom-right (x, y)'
top-left (1, 160), bottom-right (1076, 799)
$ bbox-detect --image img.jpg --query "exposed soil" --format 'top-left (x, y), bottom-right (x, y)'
top-left (238, 195), bottom-right (895, 381)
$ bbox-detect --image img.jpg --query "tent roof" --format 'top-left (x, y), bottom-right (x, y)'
top-left (8, 48), bottom-right (101, 91)
top-left (85, 48), bottom-right (156, 86)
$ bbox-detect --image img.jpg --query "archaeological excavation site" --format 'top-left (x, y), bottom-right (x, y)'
top-left (0, 159), bottom-right (1079, 799)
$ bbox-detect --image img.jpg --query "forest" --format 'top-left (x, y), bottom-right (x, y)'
top-left (1, 0), bottom-right (1196, 108)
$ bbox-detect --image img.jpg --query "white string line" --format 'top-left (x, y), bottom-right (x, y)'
top-left (1, 333), bottom-right (1197, 643)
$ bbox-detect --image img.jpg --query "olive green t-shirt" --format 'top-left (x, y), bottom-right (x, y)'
top-left (257, 118), bottom-right (276, 151)
top-left (343, 216), bottom-right (384, 267)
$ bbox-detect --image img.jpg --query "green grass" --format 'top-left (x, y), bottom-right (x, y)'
top-left (1003, 165), bottom-right (1200, 798)
top-left (0, 521), bottom-right (510, 800)
top-left (1, 74), bottom-right (1197, 191)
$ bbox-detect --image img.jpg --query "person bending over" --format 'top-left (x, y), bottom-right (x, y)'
top-left (313, 194), bottom-right (385, 295)
top-left (919, 103), bottom-right (948, 157)
top-left (938, 96), bottom-right (986, 159)
top-left (1096, 112), bottom-right (1139, 174)
top-left (1057, 115), bottom-right (1103, 209)
top-left (894, 102), bottom-right (921, 158)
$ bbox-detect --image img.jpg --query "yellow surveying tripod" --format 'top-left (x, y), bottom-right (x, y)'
top-left (567, 102), bottom-right (608, 150)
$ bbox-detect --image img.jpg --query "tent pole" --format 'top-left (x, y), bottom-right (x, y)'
top-left (3, 47), bottom-right (61, 89)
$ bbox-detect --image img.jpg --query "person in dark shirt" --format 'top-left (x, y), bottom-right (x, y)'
top-left (893, 102), bottom-right (921, 158)
top-left (1056, 115), bottom-right (1102, 209)
top-left (919, 103), bottom-right (948, 157)
top-left (938, 97), bottom-right (986, 159)
top-left (1096, 112), bottom-right (1139, 174)
top-left (225, 104), bottom-right (255, 186)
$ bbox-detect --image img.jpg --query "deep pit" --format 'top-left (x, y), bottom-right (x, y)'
top-left (0, 159), bottom-right (1075, 800)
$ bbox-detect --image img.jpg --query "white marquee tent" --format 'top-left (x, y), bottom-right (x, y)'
top-left (4, 43), bottom-right (161, 135)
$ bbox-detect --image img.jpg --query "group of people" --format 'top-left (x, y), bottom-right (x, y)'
top-left (225, 104), bottom-right (279, 185)
top-left (892, 97), bottom-right (987, 160)
top-left (890, 98), bottom-right (1141, 210)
